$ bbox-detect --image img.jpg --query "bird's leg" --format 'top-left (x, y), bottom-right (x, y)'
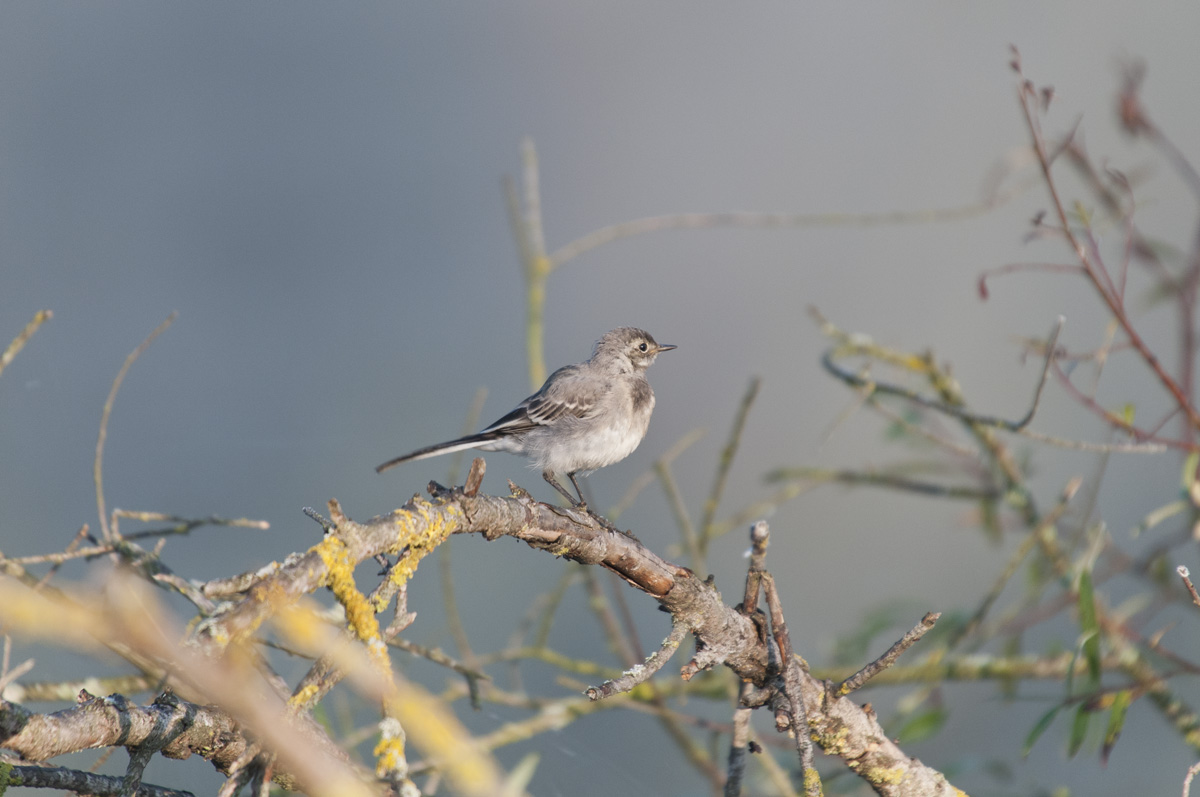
top-left (566, 472), bottom-right (622, 532)
top-left (566, 472), bottom-right (588, 507)
top-left (543, 471), bottom-right (584, 507)
top-left (543, 472), bottom-right (620, 532)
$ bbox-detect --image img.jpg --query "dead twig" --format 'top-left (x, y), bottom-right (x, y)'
top-left (836, 612), bottom-right (941, 696)
top-left (95, 313), bottom-right (178, 542)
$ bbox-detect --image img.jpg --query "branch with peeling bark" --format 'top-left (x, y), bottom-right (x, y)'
top-left (182, 459), bottom-right (955, 796)
top-left (2, 451), bottom-right (950, 796)
top-left (1, 690), bottom-right (256, 794)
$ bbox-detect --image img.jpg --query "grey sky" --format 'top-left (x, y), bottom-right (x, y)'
top-left (2, 3), bottom-right (1198, 794)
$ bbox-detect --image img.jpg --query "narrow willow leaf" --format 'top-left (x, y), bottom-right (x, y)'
top-left (1182, 451), bottom-right (1200, 491)
top-left (1077, 570), bottom-right (1101, 686)
top-left (895, 708), bottom-right (948, 744)
top-left (1023, 705), bottom-right (1061, 757)
top-left (1067, 704), bottom-right (1090, 758)
top-left (1101, 690), bottom-right (1132, 764)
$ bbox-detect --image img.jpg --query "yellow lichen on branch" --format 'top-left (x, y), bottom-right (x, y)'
top-left (313, 534), bottom-right (405, 777)
top-left (384, 499), bottom-right (463, 588)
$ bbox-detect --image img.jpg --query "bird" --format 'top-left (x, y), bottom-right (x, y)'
top-left (376, 327), bottom-right (675, 507)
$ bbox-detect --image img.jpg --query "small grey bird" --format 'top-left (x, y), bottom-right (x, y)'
top-left (376, 327), bottom-right (675, 507)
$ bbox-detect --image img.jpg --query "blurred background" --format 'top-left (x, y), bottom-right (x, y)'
top-left (2, 2), bottom-right (1199, 795)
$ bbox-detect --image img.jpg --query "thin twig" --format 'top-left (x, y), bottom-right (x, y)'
top-left (952, 477), bottom-right (1081, 648)
top-left (520, 137), bottom-right (547, 265)
top-left (581, 567), bottom-right (638, 668)
top-left (700, 377), bottom-right (761, 548)
top-left (586, 621), bottom-right (688, 700)
top-left (819, 315), bottom-right (1063, 434)
top-left (766, 466), bottom-right (999, 501)
top-left (506, 138), bottom-right (551, 390)
top-left (547, 178), bottom-right (1035, 268)
top-left (656, 459), bottom-right (702, 571)
top-left (1184, 759), bottom-right (1200, 797)
top-left (1014, 54), bottom-right (1200, 432)
top-left (302, 506), bottom-right (333, 534)
top-left (533, 567), bottom-right (578, 649)
top-left (609, 569), bottom-right (646, 663)
top-left (1016, 427), bottom-right (1166, 454)
top-left (0, 309), bottom-right (52, 380)
top-left (388, 637), bottom-right (491, 682)
top-left (0, 656), bottom-right (35, 697)
top-left (836, 612), bottom-right (941, 696)
top-left (1179, 567), bottom-right (1200, 609)
top-left (95, 313), bottom-right (178, 542)
top-left (1049, 359), bottom-right (1192, 451)
top-left (112, 510), bottom-right (269, 540)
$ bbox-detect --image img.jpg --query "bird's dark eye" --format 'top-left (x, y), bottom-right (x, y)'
top-left (639, 342), bottom-right (648, 352)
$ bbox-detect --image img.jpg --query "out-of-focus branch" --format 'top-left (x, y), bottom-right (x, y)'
top-left (95, 312), bottom-right (177, 543)
top-left (2, 761), bottom-right (193, 797)
top-left (1012, 50), bottom-right (1200, 434)
top-left (547, 190), bottom-right (1035, 268)
top-left (816, 309), bottom-right (1062, 434)
top-left (700, 377), bottom-right (761, 553)
top-left (0, 309), bottom-right (52, 380)
top-left (0, 582), bottom-right (367, 796)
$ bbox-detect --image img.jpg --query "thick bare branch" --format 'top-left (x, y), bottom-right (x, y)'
top-left (2, 762), bottom-right (192, 797)
top-left (1, 691), bottom-right (245, 778)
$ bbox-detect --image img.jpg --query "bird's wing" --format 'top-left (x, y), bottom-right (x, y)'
top-left (481, 364), bottom-right (603, 433)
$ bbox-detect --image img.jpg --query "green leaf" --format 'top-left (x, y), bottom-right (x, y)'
top-left (1132, 499), bottom-right (1187, 538)
top-left (1077, 570), bottom-right (1101, 687)
top-left (1067, 704), bottom-right (1090, 758)
top-left (1023, 705), bottom-right (1061, 757)
top-left (1182, 451), bottom-right (1200, 491)
top-left (1101, 690), bottom-right (1132, 764)
top-left (894, 707), bottom-right (948, 744)
top-left (1064, 639), bottom-right (1081, 698)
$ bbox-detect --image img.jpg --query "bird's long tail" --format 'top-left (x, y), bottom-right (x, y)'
top-left (375, 433), bottom-right (499, 474)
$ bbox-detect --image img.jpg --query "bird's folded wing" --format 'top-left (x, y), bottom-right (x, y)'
top-left (481, 364), bottom-right (603, 433)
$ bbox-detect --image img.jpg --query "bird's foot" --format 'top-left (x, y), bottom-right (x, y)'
top-left (579, 505), bottom-right (625, 534)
